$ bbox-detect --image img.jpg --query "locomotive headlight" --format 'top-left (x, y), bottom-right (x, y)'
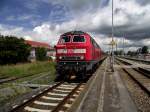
top-left (59, 56), bottom-right (62, 59)
top-left (73, 49), bottom-right (86, 53)
top-left (80, 56), bottom-right (84, 59)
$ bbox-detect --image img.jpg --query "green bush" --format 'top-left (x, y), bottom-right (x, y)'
top-left (35, 47), bottom-right (47, 61)
top-left (0, 35), bottom-right (31, 65)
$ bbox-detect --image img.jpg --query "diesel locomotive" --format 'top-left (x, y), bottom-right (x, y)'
top-left (55, 31), bottom-right (103, 80)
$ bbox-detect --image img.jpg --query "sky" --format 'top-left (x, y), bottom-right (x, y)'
top-left (0, 0), bottom-right (150, 51)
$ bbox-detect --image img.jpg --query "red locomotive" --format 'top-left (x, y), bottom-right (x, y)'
top-left (55, 31), bottom-right (103, 80)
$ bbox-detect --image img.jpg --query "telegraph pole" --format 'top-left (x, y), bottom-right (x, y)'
top-left (122, 37), bottom-right (125, 56)
top-left (110, 0), bottom-right (114, 72)
top-left (116, 38), bottom-right (117, 53)
top-left (123, 37), bottom-right (124, 55)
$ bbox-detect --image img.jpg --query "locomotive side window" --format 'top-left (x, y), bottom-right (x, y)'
top-left (60, 36), bottom-right (70, 43)
top-left (91, 37), bottom-right (100, 48)
top-left (73, 36), bottom-right (85, 42)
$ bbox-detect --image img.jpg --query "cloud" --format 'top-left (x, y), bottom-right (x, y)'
top-left (135, 0), bottom-right (150, 6)
top-left (0, 24), bottom-right (23, 36)
top-left (48, 3), bottom-right (72, 23)
top-left (17, 15), bottom-right (33, 20)
top-left (5, 14), bottom-right (39, 22)
top-left (24, 35), bottom-right (33, 40)
top-left (0, 0), bottom-right (150, 51)
top-left (24, 0), bottom-right (39, 10)
top-left (40, 0), bottom-right (101, 12)
top-left (6, 16), bottom-right (15, 21)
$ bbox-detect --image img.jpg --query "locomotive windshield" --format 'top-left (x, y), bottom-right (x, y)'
top-left (73, 36), bottom-right (85, 42)
top-left (60, 36), bottom-right (71, 43)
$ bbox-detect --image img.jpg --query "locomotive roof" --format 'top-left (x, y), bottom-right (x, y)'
top-left (62, 31), bottom-right (88, 36)
top-left (60, 31), bottom-right (101, 49)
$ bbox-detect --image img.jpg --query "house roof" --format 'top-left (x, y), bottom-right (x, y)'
top-left (25, 40), bottom-right (52, 49)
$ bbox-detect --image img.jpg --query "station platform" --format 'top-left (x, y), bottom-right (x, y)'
top-left (69, 58), bottom-right (138, 112)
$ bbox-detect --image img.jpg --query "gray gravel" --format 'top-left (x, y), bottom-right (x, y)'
top-left (119, 69), bottom-right (150, 112)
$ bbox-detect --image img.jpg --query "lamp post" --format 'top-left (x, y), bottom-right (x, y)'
top-left (110, 0), bottom-right (114, 72)
top-left (123, 37), bottom-right (125, 56)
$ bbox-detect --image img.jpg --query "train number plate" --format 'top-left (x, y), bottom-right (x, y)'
top-left (67, 49), bottom-right (73, 53)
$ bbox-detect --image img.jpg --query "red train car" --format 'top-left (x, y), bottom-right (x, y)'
top-left (55, 31), bottom-right (103, 80)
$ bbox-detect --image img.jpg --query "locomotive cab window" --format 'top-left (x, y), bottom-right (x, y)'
top-left (73, 36), bottom-right (85, 42)
top-left (60, 36), bottom-right (71, 43)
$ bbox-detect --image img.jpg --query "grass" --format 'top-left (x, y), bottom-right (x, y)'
top-left (0, 61), bottom-right (55, 78)
top-left (0, 61), bottom-right (56, 108)
top-left (0, 84), bottom-right (32, 106)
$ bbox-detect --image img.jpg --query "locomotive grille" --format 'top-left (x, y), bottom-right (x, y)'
top-left (62, 56), bottom-right (81, 60)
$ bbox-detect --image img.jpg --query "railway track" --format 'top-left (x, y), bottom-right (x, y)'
top-left (119, 56), bottom-right (150, 65)
top-left (10, 82), bottom-right (85, 112)
top-left (116, 59), bottom-right (150, 96)
top-left (116, 57), bottom-right (150, 77)
top-left (0, 77), bottom-right (18, 84)
top-left (0, 71), bottom-right (51, 84)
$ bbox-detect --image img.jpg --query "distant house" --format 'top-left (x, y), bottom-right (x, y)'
top-left (25, 40), bottom-right (56, 61)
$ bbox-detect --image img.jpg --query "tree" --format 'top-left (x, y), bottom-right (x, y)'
top-left (141, 46), bottom-right (148, 54)
top-left (0, 35), bottom-right (31, 65)
top-left (127, 51), bottom-right (132, 55)
top-left (127, 50), bottom-right (137, 56)
top-left (114, 50), bottom-right (125, 56)
top-left (35, 47), bottom-right (47, 61)
top-left (136, 48), bottom-right (142, 54)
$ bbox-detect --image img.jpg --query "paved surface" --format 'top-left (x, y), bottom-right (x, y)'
top-left (73, 58), bottom-right (138, 112)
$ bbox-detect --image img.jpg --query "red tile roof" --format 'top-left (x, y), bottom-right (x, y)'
top-left (25, 40), bottom-right (51, 49)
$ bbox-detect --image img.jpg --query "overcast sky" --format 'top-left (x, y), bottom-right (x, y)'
top-left (0, 0), bottom-right (150, 51)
